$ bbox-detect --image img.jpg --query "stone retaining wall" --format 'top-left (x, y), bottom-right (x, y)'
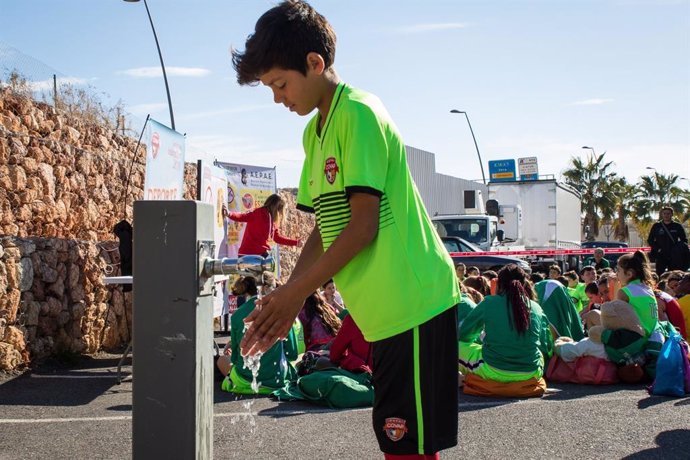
top-left (0, 89), bottom-right (313, 371)
top-left (0, 236), bottom-right (130, 371)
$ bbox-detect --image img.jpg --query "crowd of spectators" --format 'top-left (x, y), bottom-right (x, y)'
top-left (215, 202), bottom-right (689, 401)
top-left (454, 247), bottom-right (690, 394)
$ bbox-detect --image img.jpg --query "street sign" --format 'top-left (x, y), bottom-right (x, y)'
top-left (488, 159), bottom-right (516, 182)
top-left (518, 157), bottom-right (538, 181)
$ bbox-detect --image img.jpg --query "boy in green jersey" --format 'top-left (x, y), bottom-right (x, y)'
top-left (231, 1), bottom-right (460, 457)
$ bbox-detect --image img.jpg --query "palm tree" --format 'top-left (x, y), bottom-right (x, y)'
top-left (632, 172), bottom-right (687, 223)
top-left (562, 152), bottom-right (618, 240)
top-left (613, 179), bottom-right (637, 242)
top-left (597, 176), bottom-right (634, 242)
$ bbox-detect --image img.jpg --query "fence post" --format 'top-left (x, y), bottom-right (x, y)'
top-left (53, 74), bottom-right (57, 107)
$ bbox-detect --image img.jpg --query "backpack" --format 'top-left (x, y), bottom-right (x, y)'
top-left (272, 368), bottom-right (374, 409)
top-left (650, 332), bottom-right (689, 397)
top-left (546, 355), bottom-right (619, 385)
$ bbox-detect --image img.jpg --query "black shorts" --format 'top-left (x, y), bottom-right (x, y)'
top-left (371, 306), bottom-right (459, 455)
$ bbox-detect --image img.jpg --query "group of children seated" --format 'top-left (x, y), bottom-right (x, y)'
top-left (455, 251), bottom-right (690, 396)
top-left (217, 277), bottom-right (373, 396)
top-left (217, 250), bottom-right (690, 401)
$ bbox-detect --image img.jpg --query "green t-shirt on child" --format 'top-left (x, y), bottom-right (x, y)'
top-left (297, 82), bottom-right (460, 342)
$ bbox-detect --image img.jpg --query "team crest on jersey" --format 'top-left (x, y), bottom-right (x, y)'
top-left (383, 417), bottom-right (408, 442)
top-left (324, 157), bottom-right (339, 184)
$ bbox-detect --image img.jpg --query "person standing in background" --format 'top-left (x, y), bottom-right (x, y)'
top-left (647, 207), bottom-right (688, 275)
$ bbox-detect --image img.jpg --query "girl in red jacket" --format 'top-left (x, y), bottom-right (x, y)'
top-left (224, 194), bottom-right (300, 256)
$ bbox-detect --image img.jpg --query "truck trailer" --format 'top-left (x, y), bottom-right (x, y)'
top-left (432, 178), bottom-right (582, 272)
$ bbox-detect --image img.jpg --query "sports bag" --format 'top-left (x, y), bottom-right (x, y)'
top-left (650, 332), bottom-right (687, 397)
top-left (546, 355), bottom-right (618, 385)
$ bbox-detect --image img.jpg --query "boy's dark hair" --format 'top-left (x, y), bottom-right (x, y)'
top-left (530, 272), bottom-right (545, 284)
top-left (564, 270), bottom-right (579, 281)
top-left (580, 265), bottom-right (595, 276)
top-left (585, 282), bottom-right (599, 295)
top-left (482, 270), bottom-right (498, 280)
top-left (231, 275), bottom-right (258, 296)
top-left (232, 0), bottom-right (336, 85)
top-left (549, 264), bottom-right (562, 275)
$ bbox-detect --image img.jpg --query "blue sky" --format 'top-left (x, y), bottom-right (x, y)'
top-left (2, 0), bottom-right (689, 188)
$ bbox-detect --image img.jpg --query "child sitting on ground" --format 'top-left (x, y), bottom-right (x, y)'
top-left (217, 276), bottom-right (297, 394)
top-left (458, 265), bottom-right (554, 384)
top-left (298, 291), bottom-right (342, 352)
top-left (328, 314), bottom-right (373, 373)
top-left (615, 251), bottom-right (659, 338)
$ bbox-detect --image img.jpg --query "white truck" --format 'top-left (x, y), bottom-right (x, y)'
top-left (432, 178), bottom-right (582, 272)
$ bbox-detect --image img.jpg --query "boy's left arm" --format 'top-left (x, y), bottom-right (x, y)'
top-left (241, 193), bottom-right (380, 356)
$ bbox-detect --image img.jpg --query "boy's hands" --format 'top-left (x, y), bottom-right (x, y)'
top-left (239, 193), bottom-right (380, 357)
top-left (240, 284), bottom-right (305, 356)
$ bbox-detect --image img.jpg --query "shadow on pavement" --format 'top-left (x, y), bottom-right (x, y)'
top-left (107, 404), bottom-right (133, 411)
top-left (0, 354), bottom-right (129, 407)
top-left (674, 397), bottom-right (690, 406)
top-left (0, 372), bottom-right (121, 407)
top-left (621, 429), bottom-right (690, 460)
top-left (637, 394), bottom-right (678, 410)
top-left (540, 382), bottom-right (643, 401)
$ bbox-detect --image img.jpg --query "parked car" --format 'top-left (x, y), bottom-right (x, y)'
top-left (441, 236), bottom-right (532, 274)
top-left (580, 241), bottom-right (629, 266)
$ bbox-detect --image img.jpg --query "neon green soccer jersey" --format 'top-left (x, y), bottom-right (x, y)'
top-left (297, 83), bottom-right (460, 342)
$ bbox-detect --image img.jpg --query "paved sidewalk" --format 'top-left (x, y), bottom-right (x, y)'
top-left (0, 354), bottom-right (689, 459)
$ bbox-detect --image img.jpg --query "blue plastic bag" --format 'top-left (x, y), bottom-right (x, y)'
top-left (651, 332), bottom-right (686, 397)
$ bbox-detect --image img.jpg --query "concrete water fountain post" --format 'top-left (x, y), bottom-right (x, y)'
top-left (132, 200), bottom-right (273, 459)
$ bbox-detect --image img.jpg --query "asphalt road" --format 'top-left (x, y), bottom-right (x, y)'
top-left (1, 352), bottom-right (689, 460)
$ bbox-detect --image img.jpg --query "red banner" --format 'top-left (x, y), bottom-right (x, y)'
top-left (449, 246), bottom-right (653, 257)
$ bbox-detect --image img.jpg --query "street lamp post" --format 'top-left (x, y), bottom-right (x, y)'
top-left (124, 0), bottom-right (175, 131)
top-left (450, 109), bottom-right (486, 185)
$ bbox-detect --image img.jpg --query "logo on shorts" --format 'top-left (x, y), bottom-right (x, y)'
top-left (324, 157), bottom-right (339, 184)
top-left (383, 417), bottom-right (408, 442)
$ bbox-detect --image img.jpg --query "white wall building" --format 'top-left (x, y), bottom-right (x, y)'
top-left (405, 146), bottom-right (487, 217)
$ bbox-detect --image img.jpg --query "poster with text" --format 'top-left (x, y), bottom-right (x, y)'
top-left (215, 161), bottom-right (277, 315)
top-left (199, 161), bottom-right (229, 318)
top-left (143, 118), bottom-right (185, 200)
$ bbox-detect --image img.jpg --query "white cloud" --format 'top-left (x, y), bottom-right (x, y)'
top-left (571, 98), bottom-right (615, 106)
top-left (118, 66), bottom-right (211, 78)
top-left (397, 23), bottom-right (469, 34)
top-left (27, 76), bottom-right (88, 91)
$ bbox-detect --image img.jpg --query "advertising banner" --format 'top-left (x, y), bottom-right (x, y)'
top-left (199, 161), bottom-right (229, 318)
top-left (143, 118), bottom-right (185, 200)
top-left (215, 161), bottom-right (277, 314)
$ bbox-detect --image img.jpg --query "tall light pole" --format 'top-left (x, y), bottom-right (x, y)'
top-left (450, 109), bottom-right (486, 185)
top-left (124, 0), bottom-right (175, 131)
